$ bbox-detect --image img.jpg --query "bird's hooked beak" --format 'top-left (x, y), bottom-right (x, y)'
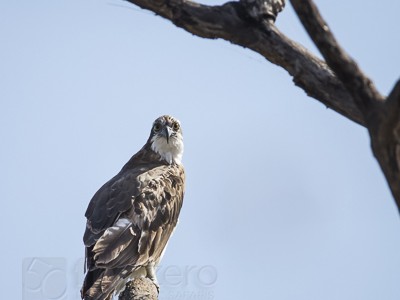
top-left (162, 126), bottom-right (173, 144)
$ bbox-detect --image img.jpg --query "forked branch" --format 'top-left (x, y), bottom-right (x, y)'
top-left (289, 0), bottom-right (400, 211)
top-left (122, 0), bottom-right (400, 209)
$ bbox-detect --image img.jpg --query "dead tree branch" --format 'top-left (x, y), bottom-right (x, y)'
top-left (290, 0), bottom-right (400, 211)
top-left (124, 0), bottom-right (364, 126)
top-left (121, 0), bottom-right (400, 208)
top-left (290, 0), bottom-right (384, 111)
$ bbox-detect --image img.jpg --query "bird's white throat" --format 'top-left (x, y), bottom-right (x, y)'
top-left (151, 136), bottom-right (183, 165)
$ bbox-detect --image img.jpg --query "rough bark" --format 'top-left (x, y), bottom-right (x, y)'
top-left (118, 278), bottom-right (158, 300)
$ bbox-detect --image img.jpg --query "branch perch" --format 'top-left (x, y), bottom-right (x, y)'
top-left (118, 278), bottom-right (158, 300)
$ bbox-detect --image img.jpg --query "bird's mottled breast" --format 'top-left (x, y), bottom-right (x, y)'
top-left (136, 164), bottom-right (185, 192)
top-left (130, 164), bottom-right (185, 228)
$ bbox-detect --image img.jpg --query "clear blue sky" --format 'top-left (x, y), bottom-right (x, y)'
top-left (1, 1), bottom-right (400, 300)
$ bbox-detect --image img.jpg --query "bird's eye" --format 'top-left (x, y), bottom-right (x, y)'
top-left (153, 123), bottom-right (161, 132)
top-left (172, 122), bottom-right (180, 131)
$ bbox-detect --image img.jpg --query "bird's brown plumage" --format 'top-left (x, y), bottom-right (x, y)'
top-left (81, 116), bottom-right (185, 300)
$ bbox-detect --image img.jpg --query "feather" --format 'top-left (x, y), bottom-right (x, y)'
top-left (93, 218), bottom-right (137, 266)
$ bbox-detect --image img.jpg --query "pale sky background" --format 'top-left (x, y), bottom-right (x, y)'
top-left (1, 1), bottom-right (400, 300)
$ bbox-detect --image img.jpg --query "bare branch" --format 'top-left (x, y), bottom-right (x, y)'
top-left (289, 0), bottom-right (400, 211)
top-left (289, 0), bottom-right (384, 114)
top-left (124, 0), bottom-right (365, 126)
top-left (121, 0), bottom-right (400, 212)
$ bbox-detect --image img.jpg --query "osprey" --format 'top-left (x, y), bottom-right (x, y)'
top-left (81, 115), bottom-right (185, 300)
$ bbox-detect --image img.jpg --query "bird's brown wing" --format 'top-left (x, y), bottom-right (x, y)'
top-left (81, 163), bottom-right (185, 300)
top-left (83, 169), bottom-right (141, 248)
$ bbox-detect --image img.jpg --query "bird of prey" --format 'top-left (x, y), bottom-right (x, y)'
top-left (81, 115), bottom-right (185, 300)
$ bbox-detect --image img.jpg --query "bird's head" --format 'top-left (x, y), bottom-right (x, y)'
top-left (149, 115), bottom-right (184, 165)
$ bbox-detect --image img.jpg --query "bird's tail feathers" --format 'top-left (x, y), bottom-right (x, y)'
top-left (81, 267), bottom-right (131, 300)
